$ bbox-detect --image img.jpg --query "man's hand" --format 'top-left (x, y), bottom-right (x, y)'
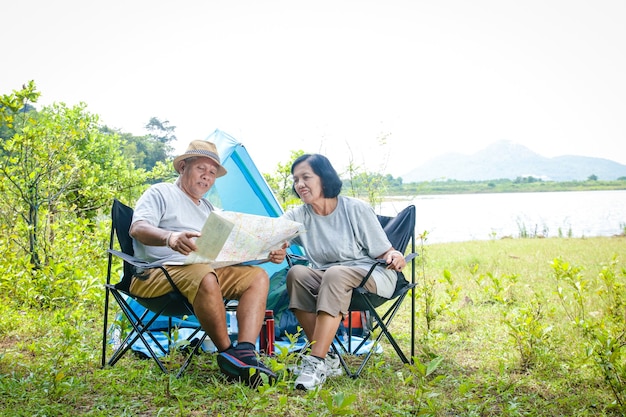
top-left (168, 231), bottom-right (201, 256)
top-left (268, 242), bottom-right (289, 264)
top-left (130, 220), bottom-right (200, 256)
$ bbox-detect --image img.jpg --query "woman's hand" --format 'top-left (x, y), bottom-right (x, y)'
top-left (385, 249), bottom-right (406, 271)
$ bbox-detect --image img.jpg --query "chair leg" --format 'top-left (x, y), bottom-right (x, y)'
top-left (330, 342), bottom-right (357, 379)
top-left (331, 292), bottom-right (413, 378)
top-left (367, 298), bottom-right (410, 365)
top-left (107, 293), bottom-right (170, 373)
top-left (104, 291), bottom-right (210, 377)
top-left (175, 332), bottom-right (208, 378)
top-left (101, 286), bottom-right (111, 369)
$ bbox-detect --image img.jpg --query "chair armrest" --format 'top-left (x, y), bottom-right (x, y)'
top-left (286, 253), bottom-right (310, 268)
top-left (108, 248), bottom-right (183, 296)
top-left (107, 249), bottom-right (164, 270)
top-left (356, 259), bottom-right (387, 288)
top-left (405, 253), bottom-right (418, 263)
top-left (357, 252), bottom-right (418, 288)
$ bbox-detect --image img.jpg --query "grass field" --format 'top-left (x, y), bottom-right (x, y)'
top-left (1, 236), bottom-right (625, 416)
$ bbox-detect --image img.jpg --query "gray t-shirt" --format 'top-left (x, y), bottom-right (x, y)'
top-left (132, 182), bottom-right (214, 265)
top-left (283, 196), bottom-right (396, 298)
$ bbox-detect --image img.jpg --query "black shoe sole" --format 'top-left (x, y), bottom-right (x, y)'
top-left (217, 352), bottom-right (276, 388)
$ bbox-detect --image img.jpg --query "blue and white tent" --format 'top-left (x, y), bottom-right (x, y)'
top-left (208, 129), bottom-right (283, 218)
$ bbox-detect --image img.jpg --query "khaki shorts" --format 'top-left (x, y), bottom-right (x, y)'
top-left (129, 264), bottom-right (265, 305)
top-left (286, 265), bottom-right (377, 317)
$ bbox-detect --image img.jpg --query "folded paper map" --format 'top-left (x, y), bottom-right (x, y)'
top-left (181, 210), bottom-right (305, 268)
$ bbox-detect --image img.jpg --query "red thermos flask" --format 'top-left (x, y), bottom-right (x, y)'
top-left (260, 310), bottom-right (275, 355)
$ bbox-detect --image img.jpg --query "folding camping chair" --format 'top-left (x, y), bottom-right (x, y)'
top-left (101, 199), bottom-right (208, 378)
top-left (330, 204), bottom-right (418, 378)
top-left (333, 204), bottom-right (418, 378)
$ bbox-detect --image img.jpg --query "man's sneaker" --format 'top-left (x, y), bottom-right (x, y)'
top-left (325, 353), bottom-right (343, 378)
top-left (295, 354), bottom-right (327, 390)
top-left (217, 348), bottom-right (276, 388)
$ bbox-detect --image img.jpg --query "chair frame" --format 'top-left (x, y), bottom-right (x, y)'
top-left (332, 252), bottom-right (417, 379)
top-left (332, 205), bottom-right (417, 378)
top-left (287, 205), bottom-right (417, 379)
top-left (101, 199), bottom-right (207, 378)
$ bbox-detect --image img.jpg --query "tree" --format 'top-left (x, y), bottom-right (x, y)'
top-left (145, 117), bottom-right (176, 143)
top-left (144, 116), bottom-right (176, 165)
top-left (342, 134), bottom-right (395, 209)
top-left (263, 150), bottom-right (304, 209)
top-left (344, 171), bottom-right (387, 208)
top-left (100, 126), bottom-right (156, 172)
top-left (0, 82), bottom-right (145, 269)
top-left (100, 119), bottom-right (178, 179)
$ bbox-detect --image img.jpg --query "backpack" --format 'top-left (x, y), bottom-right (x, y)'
top-left (266, 266), bottom-right (300, 339)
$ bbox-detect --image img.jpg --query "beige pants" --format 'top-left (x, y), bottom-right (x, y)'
top-left (286, 265), bottom-right (377, 318)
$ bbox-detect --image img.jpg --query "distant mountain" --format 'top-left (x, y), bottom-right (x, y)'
top-left (402, 141), bottom-right (626, 182)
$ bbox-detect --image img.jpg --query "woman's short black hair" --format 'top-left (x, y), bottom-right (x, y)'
top-left (291, 154), bottom-right (343, 198)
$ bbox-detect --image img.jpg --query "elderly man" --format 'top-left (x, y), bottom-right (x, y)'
top-left (129, 140), bottom-right (286, 386)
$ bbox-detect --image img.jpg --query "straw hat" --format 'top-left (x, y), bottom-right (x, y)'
top-left (173, 140), bottom-right (227, 177)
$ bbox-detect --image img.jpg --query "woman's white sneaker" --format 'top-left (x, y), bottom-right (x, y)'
top-left (295, 355), bottom-right (327, 390)
top-left (325, 353), bottom-right (343, 378)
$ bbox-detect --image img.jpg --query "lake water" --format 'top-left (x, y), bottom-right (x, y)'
top-left (378, 190), bottom-right (626, 244)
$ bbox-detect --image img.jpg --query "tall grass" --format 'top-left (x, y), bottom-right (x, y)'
top-left (0, 236), bottom-right (625, 416)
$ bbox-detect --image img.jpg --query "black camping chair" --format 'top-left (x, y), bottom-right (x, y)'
top-left (331, 204), bottom-right (417, 378)
top-left (101, 199), bottom-right (208, 378)
top-left (287, 205), bottom-right (417, 378)
top-left (333, 204), bottom-right (417, 378)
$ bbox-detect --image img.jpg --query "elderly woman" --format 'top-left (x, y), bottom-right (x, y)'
top-left (283, 154), bottom-right (406, 390)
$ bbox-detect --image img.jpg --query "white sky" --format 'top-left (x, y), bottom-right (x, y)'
top-left (2, 0), bottom-right (625, 177)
